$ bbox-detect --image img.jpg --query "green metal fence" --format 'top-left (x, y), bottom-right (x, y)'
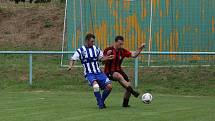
top-left (63, 0), bottom-right (215, 66)
top-left (1, 51), bottom-right (215, 88)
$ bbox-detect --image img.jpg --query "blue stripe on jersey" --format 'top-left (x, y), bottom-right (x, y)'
top-left (91, 47), bottom-right (99, 73)
top-left (85, 47), bottom-right (95, 74)
top-left (76, 49), bottom-right (82, 60)
top-left (80, 47), bottom-right (89, 74)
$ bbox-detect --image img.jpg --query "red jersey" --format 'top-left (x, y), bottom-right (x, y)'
top-left (104, 46), bottom-right (132, 73)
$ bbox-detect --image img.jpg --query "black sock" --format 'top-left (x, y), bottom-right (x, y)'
top-left (123, 98), bottom-right (129, 107)
top-left (126, 86), bottom-right (139, 97)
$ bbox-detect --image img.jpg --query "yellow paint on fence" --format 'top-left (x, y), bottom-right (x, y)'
top-left (123, 0), bottom-right (130, 9)
top-left (159, 28), bottom-right (163, 52)
top-left (166, 0), bottom-right (169, 16)
top-left (142, 7), bottom-right (147, 20)
top-left (191, 55), bottom-right (201, 61)
top-left (169, 31), bottom-right (179, 60)
top-left (94, 21), bottom-right (108, 49)
top-left (142, 1), bottom-right (147, 20)
top-left (108, 0), bottom-right (113, 9)
top-left (212, 16), bottom-right (215, 32)
top-left (153, 0), bottom-right (157, 15)
top-left (159, 8), bottom-right (163, 18)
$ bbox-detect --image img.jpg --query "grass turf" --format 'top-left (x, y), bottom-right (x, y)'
top-left (1, 55), bottom-right (215, 95)
top-left (0, 91), bottom-right (214, 121)
top-left (0, 55), bottom-right (215, 121)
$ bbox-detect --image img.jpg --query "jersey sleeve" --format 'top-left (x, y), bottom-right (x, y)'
top-left (98, 48), bottom-right (104, 60)
top-left (123, 49), bottom-right (132, 58)
top-left (71, 50), bottom-right (81, 61)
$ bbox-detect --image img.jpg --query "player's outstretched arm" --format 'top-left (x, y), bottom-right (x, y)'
top-left (68, 50), bottom-right (80, 71)
top-left (131, 43), bottom-right (145, 58)
top-left (68, 60), bottom-right (75, 71)
top-left (99, 49), bottom-right (114, 62)
top-left (100, 55), bottom-right (114, 62)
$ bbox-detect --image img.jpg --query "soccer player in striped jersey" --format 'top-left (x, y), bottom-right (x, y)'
top-left (103, 35), bottom-right (145, 107)
top-left (68, 33), bottom-right (114, 109)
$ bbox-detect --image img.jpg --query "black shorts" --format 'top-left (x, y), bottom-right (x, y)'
top-left (106, 70), bottom-right (130, 82)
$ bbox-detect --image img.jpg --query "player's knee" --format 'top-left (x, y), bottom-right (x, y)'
top-left (127, 82), bottom-right (131, 86)
top-left (113, 72), bottom-right (123, 80)
top-left (93, 84), bottom-right (100, 92)
top-left (106, 84), bottom-right (112, 91)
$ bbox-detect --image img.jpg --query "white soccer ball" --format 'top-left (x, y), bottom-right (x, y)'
top-left (142, 93), bottom-right (153, 104)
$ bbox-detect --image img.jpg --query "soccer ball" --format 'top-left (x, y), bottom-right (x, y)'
top-left (142, 93), bottom-right (153, 104)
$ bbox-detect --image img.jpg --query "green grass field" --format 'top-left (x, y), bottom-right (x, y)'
top-left (0, 91), bottom-right (214, 121)
top-left (0, 55), bottom-right (215, 121)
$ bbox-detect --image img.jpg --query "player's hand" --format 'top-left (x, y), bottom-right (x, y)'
top-left (103, 55), bottom-right (114, 61)
top-left (140, 43), bottom-right (146, 48)
top-left (107, 55), bottom-right (114, 60)
top-left (67, 66), bottom-right (73, 71)
top-left (106, 50), bottom-right (112, 55)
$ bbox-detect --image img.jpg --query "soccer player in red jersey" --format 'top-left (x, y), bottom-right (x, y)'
top-left (103, 35), bottom-right (145, 107)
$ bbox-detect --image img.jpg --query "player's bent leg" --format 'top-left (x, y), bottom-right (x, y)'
top-left (112, 72), bottom-right (130, 88)
top-left (92, 81), bottom-right (104, 109)
top-left (106, 83), bottom-right (112, 91)
top-left (93, 81), bottom-right (100, 91)
top-left (124, 89), bottom-right (131, 100)
top-left (112, 72), bottom-right (140, 98)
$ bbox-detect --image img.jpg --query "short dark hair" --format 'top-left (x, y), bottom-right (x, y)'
top-left (85, 33), bottom-right (95, 41)
top-left (115, 35), bottom-right (124, 42)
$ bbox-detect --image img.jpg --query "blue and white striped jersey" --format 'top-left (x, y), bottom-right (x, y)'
top-left (71, 45), bottom-right (103, 75)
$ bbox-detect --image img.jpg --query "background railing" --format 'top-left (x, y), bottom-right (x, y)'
top-left (1, 51), bottom-right (214, 88)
